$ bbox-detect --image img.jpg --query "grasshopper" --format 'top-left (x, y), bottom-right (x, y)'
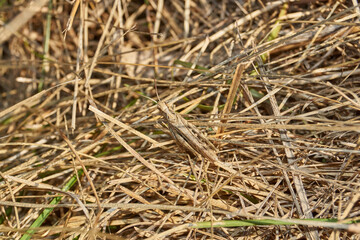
top-left (154, 80), bottom-right (238, 174)
top-left (157, 100), bottom-right (219, 163)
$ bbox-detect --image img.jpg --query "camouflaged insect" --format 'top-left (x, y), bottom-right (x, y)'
top-left (157, 101), bottom-right (219, 163)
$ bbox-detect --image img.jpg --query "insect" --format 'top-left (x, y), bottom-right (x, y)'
top-left (157, 100), bottom-right (219, 163)
top-left (154, 81), bottom-right (236, 174)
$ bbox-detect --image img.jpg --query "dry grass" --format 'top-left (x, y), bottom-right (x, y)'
top-left (1, 0), bottom-right (360, 239)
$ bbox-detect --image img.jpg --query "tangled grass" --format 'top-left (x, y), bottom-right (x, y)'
top-left (1, 0), bottom-right (360, 239)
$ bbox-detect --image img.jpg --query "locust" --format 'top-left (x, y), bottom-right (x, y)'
top-left (154, 80), bottom-right (236, 174)
top-left (157, 100), bottom-right (219, 164)
top-left (157, 100), bottom-right (237, 174)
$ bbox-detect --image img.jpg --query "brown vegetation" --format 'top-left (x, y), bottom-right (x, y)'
top-left (1, 0), bottom-right (360, 239)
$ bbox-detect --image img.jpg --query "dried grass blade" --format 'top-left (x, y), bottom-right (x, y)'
top-left (89, 105), bottom-right (159, 145)
top-left (60, 130), bottom-right (101, 213)
top-left (218, 62), bottom-right (248, 135)
top-left (92, 110), bottom-right (175, 186)
top-left (181, 0), bottom-right (285, 60)
top-left (4, 175), bottom-right (90, 220)
top-left (257, 60), bottom-right (318, 239)
top-left (0, 0), bottom-right (48, 44)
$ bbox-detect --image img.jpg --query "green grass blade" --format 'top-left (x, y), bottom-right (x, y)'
top-left (20, 169), bottom-right (83, 240)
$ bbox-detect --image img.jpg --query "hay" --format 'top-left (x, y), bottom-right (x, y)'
top-left (1, 0), bottom-right (360, 239)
